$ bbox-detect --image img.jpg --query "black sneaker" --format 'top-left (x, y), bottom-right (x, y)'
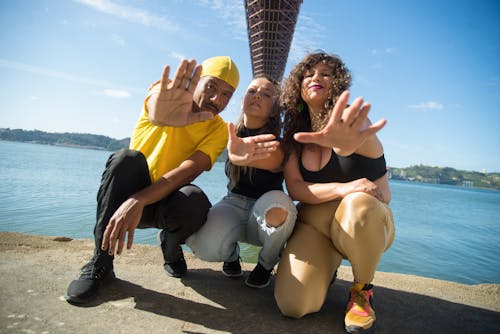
top-left (163, 252), bottom-right (187, 278)
top-left (158, 230), bottom-right (187, 278)
top-left (65, 254), bottom-right (115, 304)
top-left (222, 258), bottom-right (242, 278)
top-left (245, 262), bottom-right (272, 288)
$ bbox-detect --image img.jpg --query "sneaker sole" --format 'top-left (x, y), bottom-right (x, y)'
top-left (64, 271), bottom-right (116, 304)
top-left (164, 271), bottom-right (185, 278)
top-left (163, 261), bottom-right (187, 278)
top-left (222, 270), bottom-right (243, 278)
top-left (164, 268), bottom-right (186, 278)
top-left (245, 278), bottom-right (270, 289)
top-left (345, 324), bottom-right (375, 334)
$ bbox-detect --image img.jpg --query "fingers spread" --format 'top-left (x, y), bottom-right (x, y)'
top-left (251, 134), bottom-right (276, 143)
top-left (186, 64), bottom-right (202, 93)
top-left (108, 227), bottom-right (119, 255)
top-left (351, 103), bottom-right (370, 129)
top-left (293, 131), bottom-right (317, 144)
top-left (127, 229), bottom-right (135, 250)
top-left (227, 122), bottom-right (237, 141)
top-left (331, 90), bottom-right (350, 124)
top-left (342, 96), bottom-right (364, 125)
top-left (116, 233), bottom-right (125, 255)
top-left (180, 59), bottom-right (197, 90)
top-left (361, 118), bottom-right (387, 137)
top-left (101, 227), bottom-right (110, 251)
top-left (159, 65), bottom-right (171, 91)
top-left (256, 140), bottom-right (279, 149)
top-left (171, 58), bottom-right (188, 89)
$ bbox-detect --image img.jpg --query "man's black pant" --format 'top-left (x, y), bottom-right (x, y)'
top-left (93, 149), bottom-right (211, 262)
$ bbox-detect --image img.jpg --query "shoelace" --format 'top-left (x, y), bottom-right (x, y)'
top-left (80, 257), bottom-right (109, 280)
top-left (348, 288), bottom-right (372, 317)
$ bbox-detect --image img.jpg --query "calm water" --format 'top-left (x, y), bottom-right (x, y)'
top-left (1, 141), bottom-right (499, 285)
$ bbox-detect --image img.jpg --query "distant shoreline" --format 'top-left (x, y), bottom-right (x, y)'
top-left (0, 128), bottom-right (129, 152)
top-left (47, 141), bottom-right (109, 151)
top-left (2, 138), bottom-right (113, 151)
top-left (1, 128), bottom-right (499, 190)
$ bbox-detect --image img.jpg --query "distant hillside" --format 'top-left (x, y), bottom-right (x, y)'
top-left (0, 128), bottom-right (129, 151)
top-left (390, 165), bottom-right (500, 190)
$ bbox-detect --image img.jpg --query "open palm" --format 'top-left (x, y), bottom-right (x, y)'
top-left (293, 91), bottom-right (386, 156)
top-left (149, 59), bottom-right (214, 127)
top-left (227, 122), bottom-right (279, 166)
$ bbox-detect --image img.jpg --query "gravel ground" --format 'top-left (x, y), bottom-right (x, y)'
top-left (0, 232), bottom-right (499, 333)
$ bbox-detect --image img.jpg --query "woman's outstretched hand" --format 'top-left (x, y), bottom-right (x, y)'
top-left (293, 91), bottom-right (386, 156)
top-left (227, 122), bottom-right (279, 166)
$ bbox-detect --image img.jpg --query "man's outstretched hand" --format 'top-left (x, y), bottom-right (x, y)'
top-left (148, 59), bottom-right (214, 127)
top-left (293, 91), bottom-right (386, 156)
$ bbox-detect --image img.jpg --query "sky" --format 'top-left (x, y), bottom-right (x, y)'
top-left (0, 0), bottom-right (499, 172)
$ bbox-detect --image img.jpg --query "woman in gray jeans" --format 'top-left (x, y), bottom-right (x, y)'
top-left (187, 75), bottom-right (297, 288)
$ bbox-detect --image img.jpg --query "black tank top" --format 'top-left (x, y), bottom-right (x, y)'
top-left (299, 150), bottom-right (387, 183)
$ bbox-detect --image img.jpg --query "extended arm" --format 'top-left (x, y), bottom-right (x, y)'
top-left (226, 122), bottom-right (283, 171)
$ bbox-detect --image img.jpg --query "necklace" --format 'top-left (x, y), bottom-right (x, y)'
top-left (310, 108), bottom-right (330, 132)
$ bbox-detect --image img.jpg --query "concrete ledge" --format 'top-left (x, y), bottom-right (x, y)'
top-left (0, 232), bottom-right (499, 333)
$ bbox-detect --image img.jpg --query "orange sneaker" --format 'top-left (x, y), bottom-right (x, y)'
top-left (344, 283), bottom-right (376, 333)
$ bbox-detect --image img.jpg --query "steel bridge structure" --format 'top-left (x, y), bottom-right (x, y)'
top-left (244, 0), bottom-right (303, 82)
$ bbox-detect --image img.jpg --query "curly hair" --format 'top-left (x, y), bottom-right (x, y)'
top-left (226, 75), bottom-right (283, 190)
top-left (281, 52), bottom-right (351, 159)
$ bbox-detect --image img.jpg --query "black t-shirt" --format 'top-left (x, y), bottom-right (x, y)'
top-left (299, 151), bottom-right (387, 183)
top-left (227, 126), bottom-right (284, 199)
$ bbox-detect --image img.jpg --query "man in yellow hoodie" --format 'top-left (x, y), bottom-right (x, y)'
top-left (66, 56), bottom-right (240, 304)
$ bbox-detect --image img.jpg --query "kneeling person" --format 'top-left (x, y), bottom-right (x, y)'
top-left (65, 56), bottom-right (240, 303)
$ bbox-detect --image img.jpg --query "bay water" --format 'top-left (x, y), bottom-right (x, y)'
top-left (1, 141), bottom-right (499, 285)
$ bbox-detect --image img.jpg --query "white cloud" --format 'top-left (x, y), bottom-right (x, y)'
top-left (408, 101), bottom-right (444, 110)
top-left (289, 14), bottom-right (325, 63)
top-left (75, 0), bottom-right (179, 31)
top-left (102, 89), bottom-right (130, 98)
top-left (169, 51), bottom-right (186, 61)
top-left (368, 48), bottom-right (396, 70)
top-left (0, 59), bottom-right (140, 95)
top-left (0, 58), bottom-right (111, 87)
top-left (371, 47), bottom-right (395, 55)
top-left (198, 0), bottom-right (247, 40)
top-left (111, 34), bottom-right (125, 46)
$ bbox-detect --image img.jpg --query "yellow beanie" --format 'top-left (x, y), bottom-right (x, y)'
top-left (200, 56), bottom-right (239, 90)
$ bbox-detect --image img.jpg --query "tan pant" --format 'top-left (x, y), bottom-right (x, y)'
top-left (274, 192), bottom-right (395, 318)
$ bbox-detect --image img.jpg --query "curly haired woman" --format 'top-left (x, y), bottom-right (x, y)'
top-left (274, 52), bottom-right (395, 334)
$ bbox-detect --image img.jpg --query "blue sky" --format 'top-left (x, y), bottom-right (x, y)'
top-left (0, 0), bottom-right (499, 172)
